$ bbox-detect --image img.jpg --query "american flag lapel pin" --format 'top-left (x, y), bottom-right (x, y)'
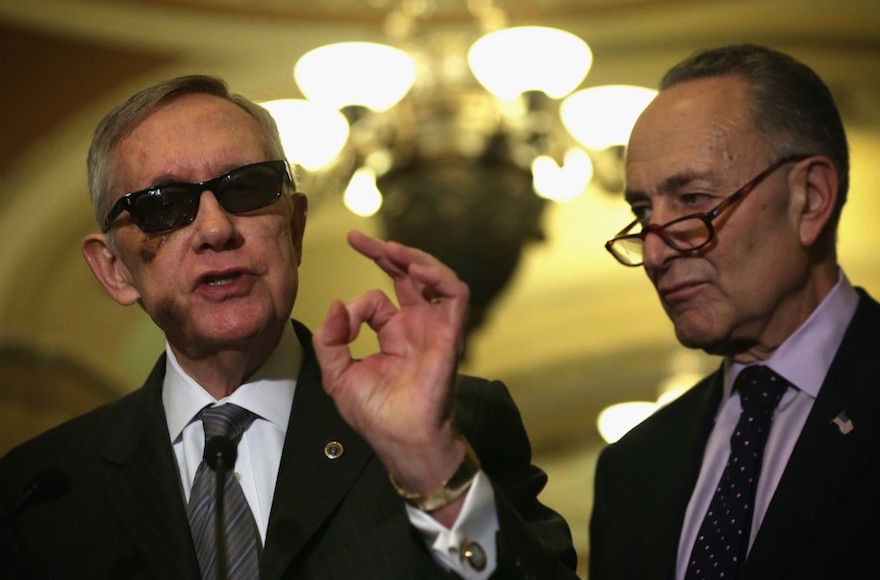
top-left (831, 411), bottom-right (854, 435)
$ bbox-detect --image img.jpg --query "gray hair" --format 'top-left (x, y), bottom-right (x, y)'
top-left (659, 44), bottom-right (849, 227)
top-left (87, 75), bottom-right (287, 231)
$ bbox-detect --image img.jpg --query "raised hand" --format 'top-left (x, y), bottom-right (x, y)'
top-left (313, 230), bottom-right (471, 519)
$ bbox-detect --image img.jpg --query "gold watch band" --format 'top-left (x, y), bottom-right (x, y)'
top-left (388, 435), bottom-right (481, 512)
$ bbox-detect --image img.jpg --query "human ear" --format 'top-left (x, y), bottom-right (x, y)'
top-left (81, 234), bottom-right (142, 306)
top-left (789, 156), bottom-right (839, 247)
top-left (289, 192), bottom-right (308, 266)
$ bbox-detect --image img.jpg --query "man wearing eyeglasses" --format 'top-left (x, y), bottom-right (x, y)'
top-left (0, 76), bottom-right (577, 578)
top-left (590, 45), bottom-right (880, 579)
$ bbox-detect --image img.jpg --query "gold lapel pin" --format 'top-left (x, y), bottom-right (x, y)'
top-left (324, 440), bottom-right (344, 459)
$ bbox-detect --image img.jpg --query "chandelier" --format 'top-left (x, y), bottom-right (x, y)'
top-left (261, 2), bottom-right (656, 334)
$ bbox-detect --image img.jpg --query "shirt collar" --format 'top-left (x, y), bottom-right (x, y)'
top-left (162, 321), bottom-right (303, 443)
top-left (725, 268), bottom-right (859, 399)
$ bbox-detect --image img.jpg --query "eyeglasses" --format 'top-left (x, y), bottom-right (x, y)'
top-left (102, 160), bottom-right (293, 233)
top-left (605, 154), bottom-right (810, 267)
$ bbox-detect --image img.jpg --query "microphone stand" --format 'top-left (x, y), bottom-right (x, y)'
top-left (205, 437), bottom-right (237, 580)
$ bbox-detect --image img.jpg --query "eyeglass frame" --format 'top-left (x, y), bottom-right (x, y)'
top-left (604, 154), bottom-right (812, 267)
top-left (101, 159), bottom-right (294, 233)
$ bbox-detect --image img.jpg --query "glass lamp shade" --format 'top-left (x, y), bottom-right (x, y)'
top-left (467, 26), bottom-right (592, 100)
top-left (260, 99), bottom-right (350, 171)
top-left (294, 42), bottom-right (417, 112)
top-left (560, 85), bottom-right (658, 150)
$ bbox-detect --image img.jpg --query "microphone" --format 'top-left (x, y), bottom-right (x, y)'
top-left (1, 469), bottom-right (71, 527)
top-left (205, 436), bottom-right (237, 473)
top-left (205, 436), bottom-right (237, 580)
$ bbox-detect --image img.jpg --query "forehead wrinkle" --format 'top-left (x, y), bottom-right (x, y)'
top-left (624, 77), bottom-right (759, 208)
top-left (115, 94), bottom-right (269, 187)
top-left (136, 161), bottom-right (249, 191)
top-left (625, 130), bottom-right (743, 205)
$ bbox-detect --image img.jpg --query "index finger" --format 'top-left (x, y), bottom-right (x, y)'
top-left (348, 230), bottom-right (433, 279)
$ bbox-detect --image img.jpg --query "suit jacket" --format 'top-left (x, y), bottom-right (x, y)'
top-left (589, 288), bottom-right (880, 579)
top-left (1, 320), bottom-right (577, 579)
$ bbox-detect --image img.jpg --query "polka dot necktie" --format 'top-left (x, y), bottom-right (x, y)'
top-left (187, 404), bottom-right (261, 580)
top-left (685, 365), bottom-right (789, 579)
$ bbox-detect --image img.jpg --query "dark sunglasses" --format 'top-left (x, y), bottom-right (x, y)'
top-left (102, 160), bottom-right (293, 233)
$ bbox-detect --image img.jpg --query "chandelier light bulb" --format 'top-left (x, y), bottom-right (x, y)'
top-left (260, 99), bottom-right (350, 171)
top-left (532, 147), bottom-right (593, 202)
top-left (468, 26), bottom-right (592, 100)
top-left (344, 166), bottom-right (383, 217)
top-left (294, 42), bottom-right (417, 112)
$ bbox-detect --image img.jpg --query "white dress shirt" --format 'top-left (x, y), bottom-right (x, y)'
top-left (675, 270), bottom-right (860, 579)
top-left (161, 321), bottom-right (499, 578)
top-left (163, 322), bottom-right (302, 542)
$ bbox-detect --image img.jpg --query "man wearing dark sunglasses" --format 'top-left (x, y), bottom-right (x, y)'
top-left (590, 45), bottom-right (880, 579)
top-left (0, 76), bottom-right (576, 578)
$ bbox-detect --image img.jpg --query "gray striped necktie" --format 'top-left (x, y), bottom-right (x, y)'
top-left (187, 404), bottom-right (261, 580)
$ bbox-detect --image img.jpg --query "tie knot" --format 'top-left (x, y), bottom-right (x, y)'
top-left (735, 365), bottom-right (788, 411)
top-left (199, 404), bottom-right (256, 444)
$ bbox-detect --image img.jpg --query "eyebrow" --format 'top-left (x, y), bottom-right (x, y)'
top-left (624, 167), bottom-right (718, 204)
top-left (130, 172), bottom-right (192, 193)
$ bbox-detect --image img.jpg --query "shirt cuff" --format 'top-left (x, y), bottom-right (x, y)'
top-left (405, 470), bottom-right (499, 579)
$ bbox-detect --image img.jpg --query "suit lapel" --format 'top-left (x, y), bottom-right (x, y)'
top-left (650, 371), bottom-right (724, 570)
top-left (261, 322), bottom-right (374, 580)
top-left (88, 323), bottom-right (382, 579)
top-left (746, 291), bottom-right (880, 576)
top-left (98, 356), bottom-right (201, 579)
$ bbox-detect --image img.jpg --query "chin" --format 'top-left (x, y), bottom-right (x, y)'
top-left (671, 317), bottom-right (727, 355)
top-left (200, 314), bottom-right (276, 345)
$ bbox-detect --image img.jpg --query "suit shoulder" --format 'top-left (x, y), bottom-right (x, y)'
top-left (1, 385), bottom-right (149, 467)
top-left (852, 288), bottom-right (880, 340)
top-left (599, 373), bottom-right (717, 461)
top-left (451, 374), bottom-right (519, 430)
top-left (454, 373), bottom-right (510, 403)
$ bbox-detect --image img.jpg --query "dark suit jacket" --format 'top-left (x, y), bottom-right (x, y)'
top-left (1, 321), bottom-right (577, 579)
top-left (589, 289), bottom-right (880, 580)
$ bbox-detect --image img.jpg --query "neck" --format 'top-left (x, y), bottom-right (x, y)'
top-left (727, 260), bottom-right (839, 364)
top-left (170, 322), bottom-right (286, 399)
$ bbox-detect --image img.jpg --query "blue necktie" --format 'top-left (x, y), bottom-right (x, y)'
top-left (685, 365), bottom-right (789, 579)
top-left (187, 404), bottom-right (261, 580)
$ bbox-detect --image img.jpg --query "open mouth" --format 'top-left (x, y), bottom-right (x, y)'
top-left (204, 272), bottom-right (243, 286)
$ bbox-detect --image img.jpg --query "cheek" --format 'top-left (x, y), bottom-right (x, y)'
top-left (137, 235), bottom-right (171, 264)
top-left (271, 226), bottom-right (301, 299)
top-left (125, 234), bottom-right (183, 308)
top-left (266, 219), bottom-right (299, 261)
top-left (151, 296), bottom-right (188, 338)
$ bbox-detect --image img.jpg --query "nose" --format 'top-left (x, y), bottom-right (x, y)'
top-left (641, 222), bottom-right (675, 272)
top-left (190, 190), bottom-right (240, 249)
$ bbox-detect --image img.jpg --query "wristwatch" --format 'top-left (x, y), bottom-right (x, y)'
top-left (388, 435), bottom-right (481, 512)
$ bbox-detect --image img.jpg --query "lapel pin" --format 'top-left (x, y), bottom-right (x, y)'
top-left (830, 412), bottom-right (854, 435)
top-left (324, 440), bottom-right (344, 459)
